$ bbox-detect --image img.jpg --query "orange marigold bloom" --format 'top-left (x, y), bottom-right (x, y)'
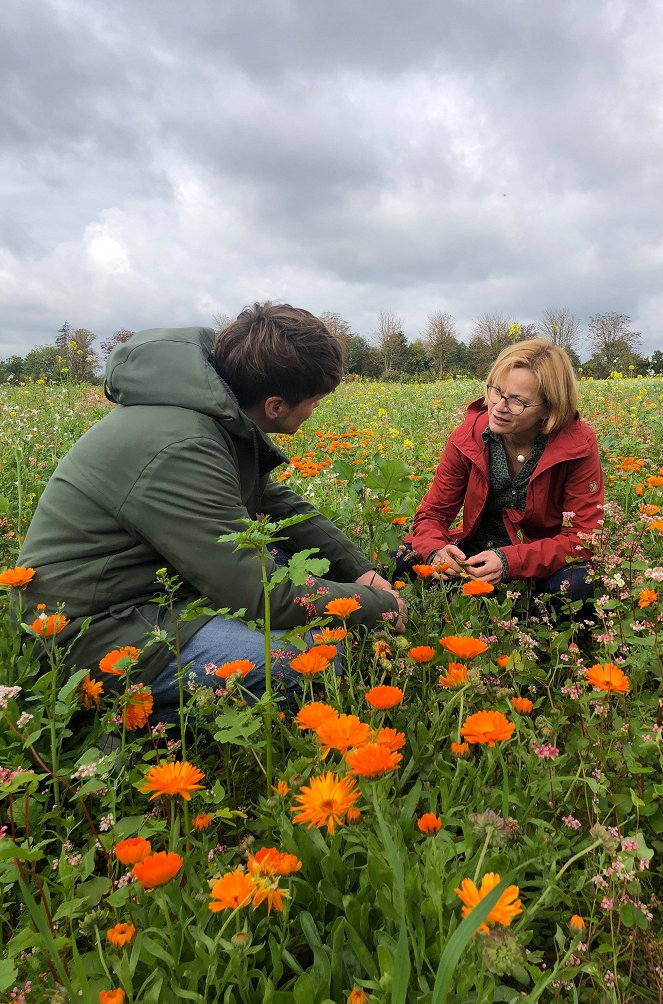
top-left (640, 503), bottom-right (661, 516)
top-left (461, 580), bottom-right (495, 596)
top-left (295, 701), bottom-right (339, 732)
top-left (393, 579), bottom-right (406, 590)
top-left (512, 697), bottom-right (534, 714)
top-left (348, 989), bottom-right (369, 1004)
top-left (272, 780), bottom-right (290, 796)
top-left (407, 645), bottom-right (436, 664)
top-left (114, 836), bottom-right (152, 865)
top-left (123, 686), bottom-right (153, 730)
top-left (439, 635), bottom-right (489, 659)
top-left (455, 872), bottom-right (522, 932)
top-left (460, 710), bottom-right (515, 747)
top-left (324, 597), bottom-right (362, 618)
top-left (496, 655), bottom-right (510, 668)
top-left (106, 922), bottom-right (136, 947)
top-left (290, 648), bottom-right (333, 676)
top-left (80, 674), bottom-right (103, 710)
top-left (649, 519), bottom-right (663, 533)
top-left (417, 812), bottom-right (442, 834)
top-left (140, 761), bottom-right (205, 801)
top-left (438, 663), bottom-right (468, 688)
top-left (99, 991), bottom-right (126, 1004)
top-left (365, 685), bottom-right (404, 710)
top-left (291, 772), bottom-right (360, 835)
top-left (251, 876), bottom-right (288, 913)
top-left (192, 813), bottom-right (212, 831)
top-left (411, 564), bottom-right (437, 578)
top-left (569, 914), bottom-right (586, 932)
top-left (133, 851), bottom-right (183, 889)
top-left (312, 627), bottom-right (347, 643)
top-left (638, 588), bottom-right (657, 608)
top-left (586, 662), bottom-right (630, 695)
top-left (315, 714), bottom-right (373, 757)
top-left (247, 847), bottom-right (302, 877)
top-left (99, 646), bottom-right (140, 676)
top-left (345, 743), bottom-right (402, 777)
top-left (450, 741), bottom-right (470, 756)
top-left (214, 659), bottom-right (255, 680)
top-left (374, 727), bottom-right (406, 752)
top-left (346, 806), bottom-right (362, 823)
top-left (311, 644), bottom-right (340, 661)
top-left (209, 869), bottom-right (257, 911)
top-left (0, 566), bottom-right (35, 588)
top-left (30, 613), bottom-right (69, 637)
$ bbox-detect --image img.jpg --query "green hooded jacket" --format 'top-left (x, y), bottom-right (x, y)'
top-left (18, 327), bottom-right (399, 685)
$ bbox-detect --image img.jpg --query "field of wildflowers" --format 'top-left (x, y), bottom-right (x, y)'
top-left (0, 375), bottom-right (662, 1003)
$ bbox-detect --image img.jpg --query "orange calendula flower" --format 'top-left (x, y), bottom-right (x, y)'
top-left (30, 613), bottom-right (69, 637)
top-left (214, 659), bottom-right (255, 680)
top-left (192, 813), bottom-right (212, 831)
top-left (391, 516), bottom-right (408, 525)
top-left (393, 579), bottom-right (406, 590)
top-left (637, 588), bottom-right (657, 608)
top-left (407, 645), bottom-right (436, 664)
top-left (411, 564), bottom-right (437, 578)
top-left (123, 686), bottom-right (153, 730)
top-left (461, 580), bottom-right (495, 596)
top-left (140, 761), bottom-right (205, 801)
top-left (251, 877), bottom-right (288, 913)
top-left (345, 743), bottom-right (402, 777)
top-left (0, 566), bottom-right (35, 588)
top-left (455, 872), bottom-right (522, 932)
top-left (365, 685), bottom-right (404, 710)
top-left (247, 847), bottom-right (302, 877)
top-left (99, 990), bottom-right (126, 1004)
top-left (291, 772), bottom-right (360, 835)
top-left (417, 812), bottom-right (442, 834)
top-left (272, 780), bottom-right (290, 796)
top-left (512, 697), bottom-right (534, 714)
top-left (346, 806), bottom-right (362, 823)
top-left (649, 519), bottom-right (663, 533)
top-left (348, 989), bottom-right (369, 1004)
top-left (311, 644), bottom-right (339, 661)
top-left (209, 869), bottom-right (257, 911)
top-left (295, 701), bottom-right (339, 732)
top-left (106, 922), bottom-right (136, 947)
top-left (374, 727), bottom-right (406, 752)
top-left (438, 663), bottom-right (468, 688)
top-left (133, 851), bottom-right (183, 889)
top-left (450, 741), bottom-right (470, 756)
top-left (586, 662), bottom-right (630, 695)
top-left (496, 655), bottom-right (510, 668)
top-left (324, 597), bottom-right (362, 618)
top-left (99, 646), bottom-right (140, 675)
top-left (312, 627), bottom-right (347, 643)
top-left (290, 648), bottom-right (333, 676)
top-left (439, 635), bottom-right (489, 659)
top-left (569, 914), bottom-right (585, 932)
top-left (114, 836), bottom-right (152, 865)
top-left (461, 710), bottom-right (515, 747)
top-left (80, 674), bottom-right (103, 710)
top-left (315, 713), bottom-right (373, 757)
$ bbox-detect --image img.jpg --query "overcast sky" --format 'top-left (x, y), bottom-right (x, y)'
top-left (1, 0), bottom-right (662, 361)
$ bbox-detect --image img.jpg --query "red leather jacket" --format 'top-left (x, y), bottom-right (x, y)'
top-left (410, 400), bottom-right (604, 581)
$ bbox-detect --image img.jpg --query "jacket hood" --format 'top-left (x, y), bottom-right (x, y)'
top-left (105, 326), bottom-right (264, 446)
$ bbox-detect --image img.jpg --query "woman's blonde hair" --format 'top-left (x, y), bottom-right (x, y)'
top-left (485, 339), bottom-right (578, 435)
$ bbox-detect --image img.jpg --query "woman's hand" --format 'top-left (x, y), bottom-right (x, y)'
top-left (429, 545), bottom-right (467, 579)
top-left (462, 550), bottom-right (504, 585)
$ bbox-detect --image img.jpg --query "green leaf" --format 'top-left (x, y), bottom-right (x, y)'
top-left (0, 958), bottom-right (18, 992)
top-left (57, 666), bottom-right (89, 703)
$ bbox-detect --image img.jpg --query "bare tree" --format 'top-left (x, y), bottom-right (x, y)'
top-left (100, 329), bottom-right (135, 360)
top-left (374, 311), bottom-right (408, 375)
top-left (587, 312), bottom-right (641, 376)
top-left (538, 307), bottom-right (581, 352)
top-left (319, 311), bottom-right (354, 367)
top-left (423, 310), bottom-right (458, 376)
top-left (212, 312), bottom-right (233, 334)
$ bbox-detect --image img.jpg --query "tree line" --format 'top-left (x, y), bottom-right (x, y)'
top-left (1, 310), bottom-right (660, 385)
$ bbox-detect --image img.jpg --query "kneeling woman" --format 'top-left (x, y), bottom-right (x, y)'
top-left (405, 339), bottom-right (604, 599)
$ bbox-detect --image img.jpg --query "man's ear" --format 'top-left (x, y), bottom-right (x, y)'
top-left (263, 396), bottom-right (286, 420)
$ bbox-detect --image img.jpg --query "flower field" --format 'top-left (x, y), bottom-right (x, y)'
top-left (0, 375), bottom-right (662, 1003)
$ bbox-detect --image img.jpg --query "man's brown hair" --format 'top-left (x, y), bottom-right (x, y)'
top-left (214, 302), bottom-right (343, 407)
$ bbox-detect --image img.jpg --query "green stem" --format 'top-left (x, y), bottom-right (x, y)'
top-left (473, 827), bottom-right (494, 883)
top-left (517, 838), bottom-right (603, 929)
top-left (260, 546), bottom-right (273, 796)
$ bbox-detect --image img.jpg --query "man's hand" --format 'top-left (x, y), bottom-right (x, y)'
top-left (355, 569), bottom-right (394, 593)
top-left (462, 550), bottom-right (503, 585)
top-left (393, 596), bottom-right (408, 634)
top-left (429, 545), bottom-right (467, 579)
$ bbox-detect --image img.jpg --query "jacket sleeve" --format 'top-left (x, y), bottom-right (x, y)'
top-left (118, 437), bottom-right (398, 629)
top-left (411, 436), bottom-right (471, 560)
top-left (500, 433), bottom-right (605, 580)
top-left (259, 477), bottom-right (375, 581)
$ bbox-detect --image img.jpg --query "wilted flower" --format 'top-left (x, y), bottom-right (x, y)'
top-left (80, 674), bottom-right (103, 710)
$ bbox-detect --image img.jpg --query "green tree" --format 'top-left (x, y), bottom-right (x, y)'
top-left (0, 354), bottom-right (26, 383)
top-left (24, 345), bottom-right (60, 382)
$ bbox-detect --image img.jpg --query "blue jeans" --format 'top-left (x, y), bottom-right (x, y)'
top-left (150, 615), bottom-right (339, 728)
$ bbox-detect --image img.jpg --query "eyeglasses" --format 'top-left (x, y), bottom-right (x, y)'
top-left (486, 385), bottom-right (545, 416)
